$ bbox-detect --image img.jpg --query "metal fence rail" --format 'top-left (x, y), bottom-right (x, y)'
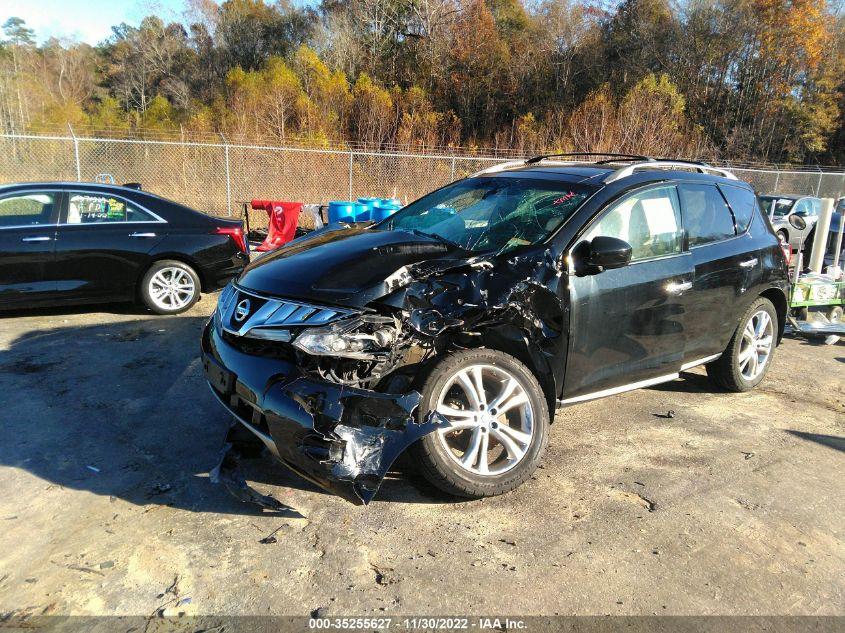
top-left (1, 132), bottom-right (843, 230)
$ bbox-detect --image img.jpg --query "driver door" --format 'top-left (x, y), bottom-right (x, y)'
top-left (561, 184), bottom-right (694, 401)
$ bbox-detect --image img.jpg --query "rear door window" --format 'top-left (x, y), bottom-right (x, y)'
top-left (67, 193), bottom-right (158, 224)
top-left (678, 184), bottom-right (736, 246)
top-left (718, 185), bottom-right (756, 233)
top-left (0, 192), bottom-right (57, 227)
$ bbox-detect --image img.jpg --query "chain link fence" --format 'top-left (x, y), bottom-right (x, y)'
top-left (0, 132), bottom-right (842, 230)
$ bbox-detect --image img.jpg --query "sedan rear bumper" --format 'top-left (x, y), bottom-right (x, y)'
top-left (201, 322), bottom-right (441, 504)
top-left (202, 252), bottom-right (249, 291)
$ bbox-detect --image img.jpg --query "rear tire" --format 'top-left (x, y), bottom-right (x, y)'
top-left (706, 297), bottom-right (778, 392)
top-left (141, 260), bottom-right (201, 315)
top-left (410, 348), bottom-right (550, 499)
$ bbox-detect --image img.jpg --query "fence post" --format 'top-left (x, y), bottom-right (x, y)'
top-left (450, 156), bottom-right (456, 181)
top-left (220, 133), bottom-right (232, 217)
top-left (348, 150), bottom-right (354, 200)
top-left (68, 123), bottom-right (81, 181)
top-left (773, 170), bottom-right (780, 193)
top-left (815, 170), bottom-right (823, 197)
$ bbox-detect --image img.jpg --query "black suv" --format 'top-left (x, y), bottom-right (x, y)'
top-left (202, 154), bottom-right (790, 505)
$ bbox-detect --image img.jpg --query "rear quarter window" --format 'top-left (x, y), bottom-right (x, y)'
top-left (719, 185), bottom-right (756, 233)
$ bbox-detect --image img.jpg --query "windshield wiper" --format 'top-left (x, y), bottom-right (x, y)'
top-left (407, 229), bottom-right (466, 251)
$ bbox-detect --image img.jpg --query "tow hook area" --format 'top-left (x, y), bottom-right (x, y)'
top-left (209, 422), bottom-right (304, 517)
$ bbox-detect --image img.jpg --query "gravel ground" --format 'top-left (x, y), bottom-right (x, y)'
top-left (0, 293), bottom-right (842, 618)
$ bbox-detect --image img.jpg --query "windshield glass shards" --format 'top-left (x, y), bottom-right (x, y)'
top-left (381, 177), bottom-right (595, 254)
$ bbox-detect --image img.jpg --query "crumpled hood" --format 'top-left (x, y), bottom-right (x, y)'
top-left (237, 226), bottom-right (463, 307)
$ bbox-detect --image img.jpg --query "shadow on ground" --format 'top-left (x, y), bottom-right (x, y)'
top-left (0, 316), bottom-right (445, 518)
top-left (785, 430), bottom-right (845, 454)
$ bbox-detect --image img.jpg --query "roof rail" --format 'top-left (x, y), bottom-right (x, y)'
top-left (604, 160), bottom-right (738, 183)
top-left (471, 159), bottom-right (530, 177)
top-left (526, 152), bottom-right (651, 164)
top-left (470, 155), bottom-right (739, 182)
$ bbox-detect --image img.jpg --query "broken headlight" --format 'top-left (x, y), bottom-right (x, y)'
top-left (293, 316), bottom-right (398, 360)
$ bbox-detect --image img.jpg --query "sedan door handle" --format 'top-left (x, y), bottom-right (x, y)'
top-left (21, 236), bottom-right (53, 242)
top-left (665, 280), bottom-right (693, 294)
top-left (739, 258), bottom-right (758, 268)
top-left (129, 232), bottom-right (157, 238)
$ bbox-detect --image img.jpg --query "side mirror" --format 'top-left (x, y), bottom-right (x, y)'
top-left (587, 236), bottom-right (632, 271)
top-left (789, 214), bottom-right (807, 231)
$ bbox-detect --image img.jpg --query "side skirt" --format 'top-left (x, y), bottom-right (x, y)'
top-left (556, 353), bottom-right (721, 408)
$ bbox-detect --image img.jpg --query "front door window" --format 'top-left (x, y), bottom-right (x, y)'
top-left (583, 185), bottom-right (684, 260)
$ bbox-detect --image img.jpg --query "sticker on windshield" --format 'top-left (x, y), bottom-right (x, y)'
top-left (554, 192), bottom-right (577, 205)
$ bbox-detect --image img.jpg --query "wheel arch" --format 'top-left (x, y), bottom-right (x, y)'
top-left (474, 330), bottom-right (559, 420)
top-left (759, 287), bottom-right (788, 343)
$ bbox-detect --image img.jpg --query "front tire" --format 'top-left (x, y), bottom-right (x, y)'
top-left (410, 349), bottom-right (550, 499)
top-left (706, 297), bottom-right (778, 392)
top-left (141, 260), bottom-right (201, 315)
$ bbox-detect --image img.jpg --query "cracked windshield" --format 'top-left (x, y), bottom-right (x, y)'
top-left (383, 177), bottom-right (595, 253)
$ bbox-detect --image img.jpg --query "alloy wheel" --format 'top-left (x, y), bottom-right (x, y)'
top-left (148, 266), bottom-right (196, 311)
top-left (738, 309), bottom-right (774, 381)
top-left (435, 364), bottom-right (535, 476)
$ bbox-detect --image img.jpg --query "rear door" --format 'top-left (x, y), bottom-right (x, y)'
top-left (54, 191), bottom-right (166, 301)
top-left (0, 190), bottom-right (61, 307)
top-left (563, 183), bottom-right (694, 401)
top-left (678, 182), bottom-right (759, 363)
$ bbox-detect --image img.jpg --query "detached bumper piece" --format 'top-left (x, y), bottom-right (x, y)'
top-left (203, 326), bottom-right (442, 505)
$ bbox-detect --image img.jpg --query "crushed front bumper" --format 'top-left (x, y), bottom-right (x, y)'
top-left (201, 321), bottom-right (441, 505)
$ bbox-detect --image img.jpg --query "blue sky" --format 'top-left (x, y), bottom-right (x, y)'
top-left (0, 0), bottom-right (191, 44)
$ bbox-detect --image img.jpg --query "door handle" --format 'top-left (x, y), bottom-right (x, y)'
top-left (739, 258), bottom-right (758, 268)
top-left (129, 232), bottom-right (157, 238)
top-left (665, 280), bottom-right (693, 294)
top-left (21, 236), bottom-right (52, 242)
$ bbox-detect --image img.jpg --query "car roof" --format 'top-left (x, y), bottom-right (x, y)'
top-left (491, 165), bottom-right (613, 184)
top-left (759, 194), bottom-right (816, 201)
top-left (0, 181), bottom-right (141, 194)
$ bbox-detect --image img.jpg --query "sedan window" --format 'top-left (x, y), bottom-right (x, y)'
top-left (583, 185), bottom-right (683, 261)
top-left (679, 184), bottom-right (736, 246)
top-left (67, 194), bottom-right (157, 224)
top-left (0, 192), bottom-right (56, 227)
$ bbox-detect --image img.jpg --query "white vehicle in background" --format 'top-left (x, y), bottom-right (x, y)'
top-left (757, 194), bottom-right (820, 252)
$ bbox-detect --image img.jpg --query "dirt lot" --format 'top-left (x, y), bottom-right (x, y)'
top-left (0, 292), bottom-right (843, 618)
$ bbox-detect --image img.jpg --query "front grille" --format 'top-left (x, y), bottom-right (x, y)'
top-left (216, 285), bottom-right (354, 340)
top-left (221, 330), bottom-right (298, 360)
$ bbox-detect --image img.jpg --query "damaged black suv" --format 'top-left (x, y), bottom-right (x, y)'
top-left (202, 154), bottom-right (789, 505)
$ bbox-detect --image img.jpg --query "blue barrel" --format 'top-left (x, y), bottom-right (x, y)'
top-left (371, 199), bottom-right (401, 222)
top-left (327, 201), bottom-right (357, 223)
top-left (353, 202), bottom-right (371, 221)
top-left (357, 197), bottom-right (378, 210)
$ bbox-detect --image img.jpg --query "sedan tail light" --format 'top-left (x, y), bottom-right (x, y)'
top-left (215, 225), bottom-right (247, 253)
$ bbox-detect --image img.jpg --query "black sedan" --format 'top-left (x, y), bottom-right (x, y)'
top-left (0, 182), bottom-right (249, 314)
